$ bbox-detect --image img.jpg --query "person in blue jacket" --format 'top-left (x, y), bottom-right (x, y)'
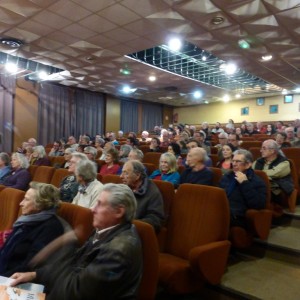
top-left (149, 152), bottom-right (180, 187)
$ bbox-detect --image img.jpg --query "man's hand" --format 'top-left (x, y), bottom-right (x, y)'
top-left (234, 171), bottom-right (248, 184)
top-left (10, 272), bottom-right (36, 286)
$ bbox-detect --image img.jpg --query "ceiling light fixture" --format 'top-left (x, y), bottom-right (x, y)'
top-left (149, 75), bottom-right (156, 82)
top-left (0, 38), bottom-right (23, 48)
top-left (211, 16), bottom-right (225, 25)
top-left (168, 38), bottom-right (182, 52)
top-left (223, 94), bottom-right (230, 102)
top-left (238, 39), bottom-right (250, 49)
top-left (5, 62), bottom-right (17, 73)
top-left (261, 54), bottom-right (272, 61)
top-left (281, 89), bottom-right (288, 95)
top-left (235, 93), bottom-right (241, 98)
top-left (38, 71), bottom-right (48, 80)
top-left (193, 91), bottom-right (202, 99)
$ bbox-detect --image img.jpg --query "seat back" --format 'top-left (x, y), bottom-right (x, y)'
top-left (152, 180), bottom-right (175, 223)
top-left (253, 170), bottom-right (272, 210)
top-left (51, 156), bottom-right (65, 168)
top-left (133, 220), bottom-right (159, 300)
top-left (209, 167), bottom-right (223, 186)
top-left (32, 166), bottom-right (55, 183)
top-left (101, 174), bottom-right (123, 184)
top-left (209, 154), bottom-right (219, 167)
top-left (28, 165), bottom-right (39, 178)
top-left (282, 148), bottom-right (300, 183)
top-left (240, 141), bottom-right (262, 150)
top-left (249, 147), bottom-right (261, 161)
top-left (0, 188), bottom-right (25, 230)
top-left (165, 184), bottom-right (229, 259)
top-left (57, 202), bottom-right (94, 246)
top-left (142, 163), bottom-right (156, 176)
top-left (50, 168), bottom-right (70, 188)
top-left (143, 152), bottom-right (161, 168)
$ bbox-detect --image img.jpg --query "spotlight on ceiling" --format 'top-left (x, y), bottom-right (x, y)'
top-left (235, 93), bottom-right (241, 98)
top-left (281, 89), bottom-right (288, 95)
top-left (294, 87), bottom-right (300, 93)
top-left (5, 62), bottom-right (17, 73)
top-left (224, 63), bottom-right (237, 75)
top-left (168, 38), bottom-right (182, 52)
top-left (149, 75), bottom-right (156, 82)
top-left (211, 16), bottom-right (225, 25)
top-left (222, 94), bottom-right (230, 102)
top-left (193, 91), bottom-right (202, 99)
top-left (0, 38), bottom-right (23, 48)
top-left (261, 54), bottom-right (272, 61)
top-left (122, 85), bottom-right (136, 94)
top-left (38, 71), bottom-right (48, 80)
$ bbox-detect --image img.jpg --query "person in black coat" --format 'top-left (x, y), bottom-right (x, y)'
top-left (0, 182), bottom-right (69, 276)
top-left (219, 149), bottom-right (267, 228)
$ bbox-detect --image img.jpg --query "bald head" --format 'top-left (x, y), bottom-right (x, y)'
top-left (186, 147), bottom-right (206, 169)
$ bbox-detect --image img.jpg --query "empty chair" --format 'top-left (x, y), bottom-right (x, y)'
top-left (143, 152), bottom-right (161, 168)
top-left (229, 170), bottom-right (273, 248)
top-left (101, 174), bottom-right (123, 184)
top-left (57, 202), bottom-right (94, 246)
top-left (159, 184), bottom-right (230, 294)
top-left (32, 166), bottom-right (55, 184)
top-left (50, 168), bottom-right (70, 188)
top-left (133, 220), bottom-right (159, 300)
top-left (0, 188), bottom-right (25, 231)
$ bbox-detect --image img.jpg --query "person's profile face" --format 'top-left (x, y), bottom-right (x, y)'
top-left (20, 188), bottom-right (39, 215)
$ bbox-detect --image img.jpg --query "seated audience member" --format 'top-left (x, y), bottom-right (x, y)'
top-left (219, 150), bottom-right (266, 228)
top-left (94, 137), bottom-right (105, 152)
top-left (0, 152), bottom-right (11, 184)
top-left (24, 145), bottom-right (34, 160)
top-left (275, 121), bottom-right (285, 133)
top-left (252, 139), bottom-right (294, 203)
top-left (216, 144), bottom-right (236, 174)
top-left (160, 129), bottom-right (170, 148)
top-left (108, 132), bottom-right (119, 146)
top-left (149, 137), bottom-right (161, 152)
top-left (180, 147), bottom-right (213, 186)
top-left (79, 135), bottom-right (90, 145)
top-left (245, 122), bottom-right (259, 136)
top-left (128, 148), bottom-right (144, 162)
top-left (201, 121), bottom-right (211, 139)
top-left (67, 135), bottom-right (79, 149)
top-left (27, 138), bottom-right (37, 148)
top-left (214, 132), bottom-right (228, 159)
top-left (48, 141), bottom-right (64, 157)
top-left (127, 132), bottom-right (140, 147)
top-left (62, 148), bottom-right (76, 169)
top-left (266, 124), bottom-right (276, 135)
top-left (285, 127), bottom-right (299, 145)
top-left (117, 130), bottom-right (124, 139)
top-left (3, 153), bottom-right (31, 191)
top-left (228, 133), bottom-right (241, 149)
top-left (256, 122), bottom-right (267, 134)
top-left (120, 160), bottom-right (164, 232)
top-left (193, 131), bottom-right (211, 155)
top-left (0, 182), bottom-right (68, 276)
top-left (275, 132), bottom-right (290, 149)
top-left (99, 148), bottom-right (120, 176)
top-left (211, 122), bottom-right (224, 134)
top-left (140, 130), bottom-right (151, 142)
top-left (30, 146), bottom-right (51, 166)
top-left (186, 139), bottom-right (212, 167)
top-left (76, 145), bottom-right (86, 153)
top-left (17, 141), bottom-right (29, 154)
top-left (149, 152), bottom-right (180, 187)
top-left (168, 142), bottom-right (183, 166)
top-left (235, 127), bottom-right (243, 139)
top-left (60, 153), bottom-right (88, 202)
top-left (83, 146), bottom-right (98, 171)
top-left (119, 144), bottom-right (132, 163)
top-left (10, 184), bottom-right (143, 300)
top-left (99, 142), bottom-right (115, 160)
top-left (72, 160), bottom-right (103, 208)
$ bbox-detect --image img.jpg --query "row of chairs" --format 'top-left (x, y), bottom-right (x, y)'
top-left (0, 183), bottom-right (231, 298)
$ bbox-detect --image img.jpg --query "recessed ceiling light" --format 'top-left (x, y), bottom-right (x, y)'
top-left (261, 55), bottom-right (272, 61)
top-left (294, 87), bottom-right (300, 93)
top-left (193, 91), bottom-right (202, 99)
top-left (5, 62), bottom-right (17, 73)
top-left (149, 75), bottom-right (156, 82)
top-left (235, 93), bottom-right (241, 98)
top-left (281, 89), bottom-right (288, 95)
top-left (211, 16), bottom-right (225, 25)
top-left (223, 94), bottom-right (230, 102)
top-left (168, 38), bottom-right (182, 51)
top-left (238, 39), bottom-right (250, 49)
top-left (0, 38), bottom-right (23, 48)
top-left (38, 71), bottom-right (48, 80)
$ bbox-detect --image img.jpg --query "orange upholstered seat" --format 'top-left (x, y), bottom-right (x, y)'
top-left (143, 152), bottom-right (162, 168)
top-left (0, 188), bottom-right (25, 231)
top-left (133, 220), bottom-right (159, 300)
top-left (32, 166), bottom-right (55, 184)
top-left (159, 184), bottom-right (230, 294)
top-left (50, 168), bottom-right (70, 188)
top-left (101, 174), bottom-right (123, 184)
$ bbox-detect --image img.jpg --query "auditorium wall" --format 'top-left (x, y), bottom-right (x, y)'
top-left (173, 94), bottom-right (300, 125)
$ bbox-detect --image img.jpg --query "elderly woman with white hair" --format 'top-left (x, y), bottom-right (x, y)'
top-left (3, 153), bottom-right (31, 191)
top-left (30, 145), bottom-right (51, 166)
top-left (0, 182), bottom-right (69, 276)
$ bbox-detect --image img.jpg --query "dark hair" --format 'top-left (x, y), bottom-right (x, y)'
top-left (168, 142), bottom-right (181, 156)
top-left (151, 137), bottom-right (161, 146)
top-left (229, 133), bottom-right (240, 141)
top-left (187, 139), bottom-right (200, 147)
top-left (107, 148), bottom-right (119, 163)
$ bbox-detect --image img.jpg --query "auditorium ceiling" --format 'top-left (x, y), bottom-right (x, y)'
top-left (0, 0), bottom-right (300, 106)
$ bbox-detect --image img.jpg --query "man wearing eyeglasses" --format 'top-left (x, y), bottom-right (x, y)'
top-left (252, 139), bottom-right (294, 203)
top-left (220, 149), bottom-right (266, 228)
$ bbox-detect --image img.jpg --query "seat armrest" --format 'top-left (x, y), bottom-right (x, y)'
top-left (246, 209), bottom-right (272, 240)
top-left (156, 227), bottom-right (167, 252)
top-left (188, 240), bottom-right (231, 285)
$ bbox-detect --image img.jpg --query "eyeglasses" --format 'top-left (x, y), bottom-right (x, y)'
top-left (232, 160), bottom-right (245, 164)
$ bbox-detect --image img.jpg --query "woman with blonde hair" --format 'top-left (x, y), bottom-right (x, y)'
top-left (149, 152), bottom-right (180, 187)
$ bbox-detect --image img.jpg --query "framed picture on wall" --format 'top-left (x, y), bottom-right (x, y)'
top-left (256, 97), bottom-right (265, 106)
top-left (284, 94), bottom-right (293, 103)
top-left (241, 107), bottom-right (249, 115)
top-left (269, 105), bottom-right (278, 114)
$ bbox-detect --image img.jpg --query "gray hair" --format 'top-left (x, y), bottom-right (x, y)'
top-left (233, 149), bottom-right (253, 163)
top-left (263, 139), bottom-right (280, 154)
top-left (120, 144), bottom-right (132, 157)
top-left (103, 183), bottom-right (137, 222)
top-left (29, 182), bottom-right (60, 211)
top-left (130, 160), bottom-right (147, 180)
top-left (64, 148), bottom-right (76, 155)
top-left (75, 159), bottom-right (97, 182)
top-left (33, 145), bottom-right (46, 158)
top-left (84, 146), bottom-right (97, 159)
top-left (11, 153), bottom-right (29, 169)
top-left (218, 132), bottom-right (228, 139)
top-left (71, 152), bottom-right (89, 161)
top-left (129, 149), bottom-right (144, 161)
top-left (0, 152), bottom-right (10, 166)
